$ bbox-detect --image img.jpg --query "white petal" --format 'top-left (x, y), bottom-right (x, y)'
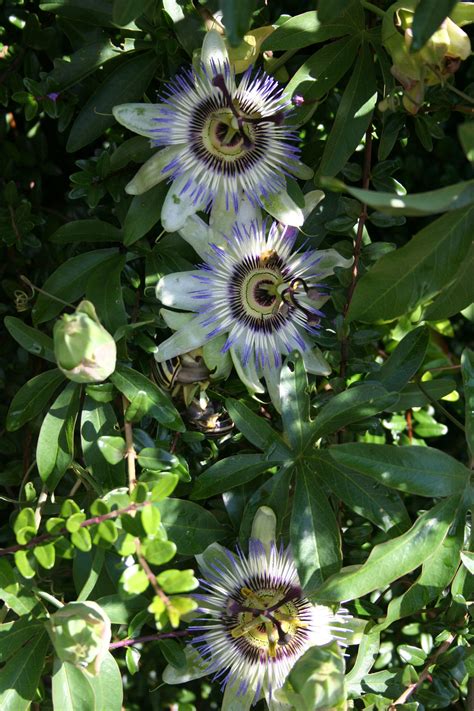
top-left (261, 189), bottom-right (305, 227)
top-left (202, 335), bottom-right (233, 379)
top-left (301, 347), bottom-right (331, 376)
top-left (178, 215), bottom-right (212, 259)
top-left (303, 190), bottom-right (325, 220)
top-left (160, 308), bottom-right (194, 331)
top-left (201, 29), bottom-right (229, 75)
top-left (156, 271), bottom-right (203, 311)
top-left (162, 645), bottom-right (209, 684)
top-left (112, 102), bottom-right (166, 137)
top-left (161, 175), bottom-right (208, 232)
top-left (287, 159), bottom-right (314, 180)
top-left (195, 542), bottom-right (232, 580)
top-left (209, 190), bottom-right (261, 242)
top-left (125, 146), bottom-right (182, 195)
top-left (155, 318), bottom-right (208, 361)
top-left (263, 364), bottom-right (282, 412)
top-left (230, 348), bottom-right (265, 394)
top-left (313, 248), bottom-right (353, 279)
top-left (222, 679), bottom-right (256, 711)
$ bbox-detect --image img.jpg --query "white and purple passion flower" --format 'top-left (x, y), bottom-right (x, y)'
top-left (163, 507), bottom-right (348, 710)
top-left (155, 217), bottom-right (352, 408)
top-left (112, 30), bottom-right (313, 232)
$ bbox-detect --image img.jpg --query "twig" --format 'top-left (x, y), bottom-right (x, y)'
top-left (340, 125), bottom-right (374, 379)
top-left (0, 500), bottom-right (152, 556)
top-left (136, 540), bottom-right (170, 607)
top-left (109, 630), bottom-right (190, 650)
top-left (389, 633), bottom-right (455, 707)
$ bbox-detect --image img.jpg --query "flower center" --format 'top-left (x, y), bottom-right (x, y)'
top-left (243, 271), bottom-right (281, 317)
top-left (206, 109), bottom-right (253, 157)
top-left (227, 586), bottom-right (308, 659)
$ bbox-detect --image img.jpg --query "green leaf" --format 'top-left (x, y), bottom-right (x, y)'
top-left (156, 569), bottom-right (198, 594)
top-left (87, 653), bottom-right (123, 710)
top-left (82, 398), bottom-right (126, 488)
top-left (386, 378), bottom-right (456, 411)
top-left (0, 619), bottom-right (44, 663)
top-left (52, 659), bottom-right (95, 711)
top-left (36, 382), bottom-right (81, 488)
top-left (33, 543), bottom-right (56, 569)
top-left (159, 498), bottom-right (228, 554)
top-left (309, 384), bottom-right (398, 441)
top-left (113, 0), bottom-right (151, 25)
top-left (330, 444), bottom-right (470, 497)
top-left (86, 253), bottom-right (127, 334)
top-left (52, 653), bottom-right (123, 711)
top-left (317, 43), bottom-right (377, 179)
top-left (458, 122), bottom-right (474, 163)
top-left (50, 219), bottom-right (123, 244)
top-left (71, 527), bottom-right (92, 552)
top-left (96, 435), bottom-right (126, 466)
top-left (120, 564), bottom-right (149, 595)
top-left (141, 503), bottom-right (161, 535)
top-left (32, 249), bottom-right (117, 324)
top-left (45, 40), bottom-right (132, 90)
top-left (280, 353), bottom-right (312, 452)
top-left (262, 3), bottom-right (363, 51)
top-left (312, 495), bottom-right (462, 602)
top-left (461, 349), bottom-right (474, 456)
top-left (281, 643), bottom-right (346, 710)
top-left (285, 35), bottom-right (360, 110)
top-left (67, 52), bottom-right (157, 152)
top-left (411, 0), bottom-right (458, 52)
top-left (239, 465), bottom-right (294, 543)
top-left (111, 365), bottom-right (184, 431)
top-left (0, 631), bottom-right (49, 711)
top-left (328, 178), bottom-right (474, 216)
top-left (318, 0), bottom-right (353, 22)
top-left (6, 369), bottom-right (65, 432)
top-left (378, 504), bottom-right (464, 630)
top-left (150, 473), bottom-right (179, 501)
top-left (4, 316), bottom-right (56, 362)
top-left (225, 398), bottom-right (290, 456)
top-left (220, 0), bottom-right (256, 46)
top-left (291, 462), bottom-right (341, 590)
top-left (137, 447), bottom-right (178, 471)
top-left (191, 454), bottom-right (278, 500)
top-left (142, 538), bottom-right (176, 565)
top-left (424, 242), bottom-right (474, 320)
top-left (312, 450), bottom-right (410, 534)
top-left (77, 547), bottom-right (105, 601)
top-left (123, 183), bottom-right (168, 246)
top-left (372, 326), bottom-right (429, 392)
top-left (348, 204), bottom-right (474, 323)
top-left (461, 551), bottom-right (474, 575)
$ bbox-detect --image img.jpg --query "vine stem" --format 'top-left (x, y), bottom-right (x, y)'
top-left (109, 630), bottom-right (190, 650)
top-left (389, 633), bottom-right (455, 707)
top-left (122, 396), bottom-right (170, 609)
top-left (122, 396), bottom-right (137, 492)
top-left (0, 501), bottom-right (152, 556)
top-left (339, 125), bottom-right (373, 379)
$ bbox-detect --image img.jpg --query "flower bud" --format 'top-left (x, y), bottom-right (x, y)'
top-left (46, 601), bottom-right (111, 675)
top-left (54, 301), bottom-right (116, 383)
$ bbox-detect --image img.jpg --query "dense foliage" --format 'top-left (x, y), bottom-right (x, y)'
top-left (1, 0), bottom-right (473, 709)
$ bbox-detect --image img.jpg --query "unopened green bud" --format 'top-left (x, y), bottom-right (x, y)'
top-left (46, 601), bottom-right (111, 675)
top-left (54, 301), bottom-right (116, 383)
top-left (251, 506), bottom-right (277, 560)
